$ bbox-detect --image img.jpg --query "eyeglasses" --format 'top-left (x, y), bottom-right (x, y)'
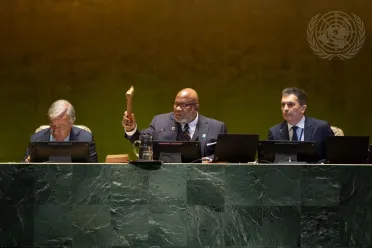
top-left (173, 102), bottom-right (198, 110)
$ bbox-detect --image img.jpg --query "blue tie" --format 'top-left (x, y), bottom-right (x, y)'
top-left (292, 126), bottom-right (299, 141)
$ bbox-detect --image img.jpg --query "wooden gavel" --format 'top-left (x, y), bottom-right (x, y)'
top-left (126, 86), bottom-right (134, 121)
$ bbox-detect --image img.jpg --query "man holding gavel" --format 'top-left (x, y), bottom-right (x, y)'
top-left (122, 88), bottom-right (227, 160)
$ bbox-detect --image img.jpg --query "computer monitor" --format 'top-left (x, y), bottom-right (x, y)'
top-left (326, 136), bottom-right (370, 164)
top-left (29, 142), bottom-right (91, 163)
top-left (152, 141), bottom-right (202, 163)
top-left (213, 134), bottom-right (259, 163)
top-left (367, 144), bottom-right (372, 164)
top-left (258, 140), bottom-right (317, 163)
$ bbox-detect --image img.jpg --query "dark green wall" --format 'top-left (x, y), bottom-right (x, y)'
top-left (0, 0), bottom-right (371, 162)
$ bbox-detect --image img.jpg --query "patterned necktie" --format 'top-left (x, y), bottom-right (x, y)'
top-left (291, 126), bottom-right (299, 141)
top-left (183, 123), bottom-right (191, 141)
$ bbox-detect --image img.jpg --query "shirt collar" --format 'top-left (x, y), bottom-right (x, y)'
top-left (50, 134), bottom-right (70, 142)
top-left (287, 115), bottom-right (305, 130)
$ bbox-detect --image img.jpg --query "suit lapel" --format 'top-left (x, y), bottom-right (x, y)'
top-left (280, 122), bottom-right (290, 140)
top-left (69, 126), bottom-right (79, 141)
top-left (197, 115), bottom-right (209, 157)
top-left (191, 124), bottom-right (199, 141)
top-left (41, 129), bottom-right (51, 141)
top-left (169, 114), bottom-right (180, 140)
top-left (304, 117), bottom-right (313, 142)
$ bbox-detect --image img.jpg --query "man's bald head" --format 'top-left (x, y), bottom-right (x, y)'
top-left (176, 88), bottom-right (199, 103)
top-left (173, 88), bottom-right (199, 124)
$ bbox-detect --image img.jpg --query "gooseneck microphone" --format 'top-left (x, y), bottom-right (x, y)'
top-left (154, 128), bottom-right (166, 136)
top-left (34, 128), bottom-right (53, 141)
top-left (263, 128), bottom-right (285, 141)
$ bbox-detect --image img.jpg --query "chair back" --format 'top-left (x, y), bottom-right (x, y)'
top-left (331, 126), bottom-right (344, 136)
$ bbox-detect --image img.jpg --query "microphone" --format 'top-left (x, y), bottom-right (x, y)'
top-left (35, 128), bottom-right (53, 141)
top-left (263, 131), bottom-right (277, 141)
top-left (268, 129), bottom-right (283, 139)
top-left (262, 128), bottom-right (285, 141)
top-left (264, 134), bottom-right (273, 141)
top-left (154, 128), bottom-right (166, 136)
top-left (47, 128), bottom-right (54, 137)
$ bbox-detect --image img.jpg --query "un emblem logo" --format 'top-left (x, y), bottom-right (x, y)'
top-left (307, 11), bottom-right (366, 60)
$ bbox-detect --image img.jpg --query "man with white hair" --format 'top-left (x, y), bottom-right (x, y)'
top-left (25, 99), bottom-right (98, 162)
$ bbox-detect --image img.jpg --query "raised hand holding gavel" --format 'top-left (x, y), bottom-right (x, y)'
top-left (122, 86), bottom-right (137, 132)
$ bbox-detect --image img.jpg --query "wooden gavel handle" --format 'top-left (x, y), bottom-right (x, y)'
top-left (126, 86), bottom-right (134, 120)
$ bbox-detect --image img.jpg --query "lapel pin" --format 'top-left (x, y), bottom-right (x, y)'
top-left (171, 126), bottom-right (175, 131)
top-left (202, 134), bottom-right (206, 138)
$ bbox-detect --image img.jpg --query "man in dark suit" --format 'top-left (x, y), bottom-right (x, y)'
top-left (268, 87), bottom-right (334, 161)
top-left (122, 88), bottom-right (227, 160)
top-left (25, 100), bottom-right (98, 162)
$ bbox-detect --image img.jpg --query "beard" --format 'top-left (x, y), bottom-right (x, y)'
top-left (175, 117), bottom-right (189, 125)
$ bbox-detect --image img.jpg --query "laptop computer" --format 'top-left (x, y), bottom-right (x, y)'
top-left (152, 141), bottom-right (202, 163)
top-left (29, 141), bottom-right (91, 163)
top-left (367, 144), bottom-right (372, 164)
top-left (258, 140), bottom-right (317, 163)
top-left (326, 136), bottom-right (370, 164)
top-left (212, 134), bottom-right (260, 163)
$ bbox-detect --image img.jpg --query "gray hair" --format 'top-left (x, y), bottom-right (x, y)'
top-left (48, 99), bottom-right (76, 124)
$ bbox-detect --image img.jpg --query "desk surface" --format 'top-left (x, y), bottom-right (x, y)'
top-left (3, 162), bottom-right (372, 165)
top-left (1, 162), bottom-right (371, 247)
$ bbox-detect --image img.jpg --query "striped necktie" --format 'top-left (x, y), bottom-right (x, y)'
top-left (183, 123), bottom-right (191, 141)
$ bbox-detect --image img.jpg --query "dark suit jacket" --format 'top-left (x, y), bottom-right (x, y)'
top-left (268, 117), bottom-right (334, 160)
top-left (26, 126), bottom-right (98, 162)
top-left (125, 112), bottom-right (227, 158)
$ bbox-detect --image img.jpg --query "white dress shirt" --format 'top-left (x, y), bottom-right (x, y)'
top-left (50, 134), bottom-right (70, 141)
top-left (181, 113), bottom-right (198, 139)
top-left (287, 116), bottom-right (305, 141)
top-left (125, 125), bottom-right (138, 136)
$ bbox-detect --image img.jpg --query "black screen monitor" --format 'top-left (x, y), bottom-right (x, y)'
top-left (326, 136), bottom-right (370, 164)
top-left (29, 142), bottom-right (91, 163)
top-left (213, 134), bottom-right (259, 163)
top-left (367, 144), bottom-right (372, 164)
top-left (152, 141), bottom-right (202, 163)
top-left (258, 140), bottom-right (317, 163)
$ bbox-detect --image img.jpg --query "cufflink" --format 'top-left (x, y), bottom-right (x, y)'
top-left (171, 126), bottom-right (175, 131)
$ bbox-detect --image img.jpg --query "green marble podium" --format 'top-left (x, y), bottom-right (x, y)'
top-left (1, 163), bottom-right (371, 247)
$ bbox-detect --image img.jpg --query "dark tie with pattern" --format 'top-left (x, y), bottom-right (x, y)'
top-left (291, 126), bottom-right (299, 141)
top-left (183, 123), bottom-right (191, 141)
